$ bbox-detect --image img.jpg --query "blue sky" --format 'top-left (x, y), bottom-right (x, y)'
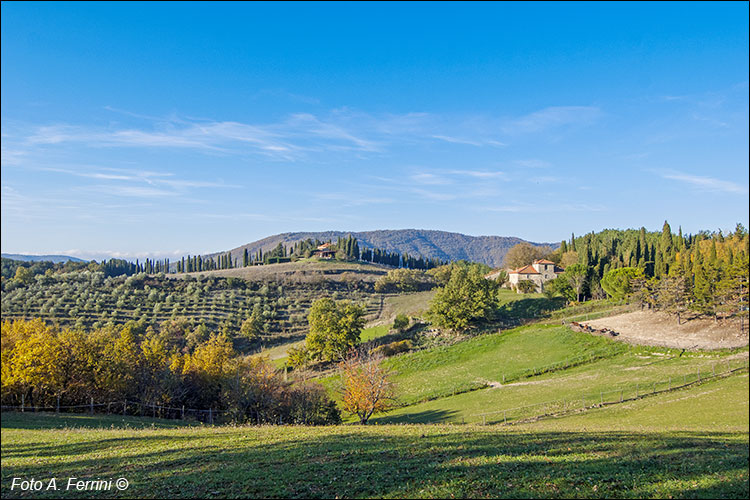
top-left (2, 1), bottom-right (748, 260)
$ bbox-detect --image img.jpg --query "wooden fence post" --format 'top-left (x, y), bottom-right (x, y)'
top-left (123, 401), bottom-right (127, 416)
top-left (21, 393), bottom-right (25, 412)
top-left (482, 415), bottom-right (486, 426)
top-left (90, 396), bottom-right (94, 415)
top-left (181, 405), bottom-right (185, 420)
top-left (620, 389), bottom-right (623, 402)
top-left (698, 368), bottom-right (701, 382)
top-left (56, 395), bottom-right (60, 414)
top-left (636, 384), bottom-right (639, 398)
top-left (668, 377), bottom-right (671, 390)
top-left (107, 402), bottom-right (111, 414)
top-left (503, 411), bottom-right (507, 424)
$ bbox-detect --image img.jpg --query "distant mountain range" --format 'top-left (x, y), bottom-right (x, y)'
top-left (1, 253), bottom-right (87, 263)
top-left (213, 229), bottom-right (556, 268)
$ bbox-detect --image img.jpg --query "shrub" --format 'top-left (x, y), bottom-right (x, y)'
top-left (392, 314), bottom-right (409, 332)
top-left (372, 339), bottom-right (413, 357)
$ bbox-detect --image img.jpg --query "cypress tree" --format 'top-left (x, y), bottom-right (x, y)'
top-left (709, 239), bottom-right (718, 265)
top-left (661, 220), bottom-right (673, 257)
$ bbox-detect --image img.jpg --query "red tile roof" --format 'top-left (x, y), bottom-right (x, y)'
top-left (509, 264), bottom-right (540, 275)
top-left (534, 259), bottom-right (556, 264)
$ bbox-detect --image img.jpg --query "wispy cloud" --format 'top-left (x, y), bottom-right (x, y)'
top-left (313, 192), bottom-right (395, 207)
top-left (10, 104), bottom-right (602, 165)
top-left (659, 170), bottom-right (747, 194)
top-left (431, 135), bottom-right (506, 147)
top-left (32, 166), bottom-right (240, 197)
top-left (411, 173), bottom-right (452, 185)
top-left (480, 202), bottom-right (606, 213)
top-left (448, 169), bottom-right (507, 180)
top-left (502, 106), bottom-right (601, 134)
top-left (514, 159), bottom-right (552, 169)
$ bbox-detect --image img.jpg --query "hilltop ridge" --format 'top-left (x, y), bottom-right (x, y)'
top-left (211, 229), bottom-right (555, 268)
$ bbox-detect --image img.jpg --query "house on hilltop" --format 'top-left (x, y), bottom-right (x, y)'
top-left (313, 243), bottom-right (337, 260)
top-left (507, 259), bottom-right (564, 293)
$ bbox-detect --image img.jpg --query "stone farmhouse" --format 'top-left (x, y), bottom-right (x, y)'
top-left (507, 259), bottom-right (564, 292)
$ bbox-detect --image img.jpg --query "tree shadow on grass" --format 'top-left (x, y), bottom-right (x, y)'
top-left (0, 411), bottom-right (195, 431)
top-left (498, 297), bottom-right (566, 322)
top-left (2, 423), bottom-right (747, 499)
top-left (369, 409), bottom-right (458, 424)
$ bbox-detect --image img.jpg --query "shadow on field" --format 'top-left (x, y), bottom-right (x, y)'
top-left (369, 409), bottom-right (458, 424)
top-left (0, 412), bottom-right (194, 431)
top-left (498, 297), bottom-right (566, 321)
top-left (2, 421), bottom-right (748, 499)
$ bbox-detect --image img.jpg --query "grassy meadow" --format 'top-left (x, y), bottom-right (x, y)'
top-left (2, 375), bottom-right (748, 499)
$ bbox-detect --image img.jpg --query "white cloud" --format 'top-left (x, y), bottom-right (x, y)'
top-left (502, 106), bottom-right (601, 134)
top-left (448, 169), bottom-right (507, 180)
top-left (514, 159), bottom-right (552, 169)
top-left (411, 173), bottom-right (452, 185)
top-left (660, 171), bottom-right (747, 194)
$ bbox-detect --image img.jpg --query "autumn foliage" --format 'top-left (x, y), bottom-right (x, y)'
top-left (1, 318), bottom-right (339, 424)
top-left (340, 349), bottom-right (397, 424)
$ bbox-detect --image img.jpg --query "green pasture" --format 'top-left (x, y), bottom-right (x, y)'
top-left (2, 410), bottom-right (747, 499)
top-left (382, 325), bottom-right (627, 405)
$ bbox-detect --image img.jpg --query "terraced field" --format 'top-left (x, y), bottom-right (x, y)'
top-left (0, 261), bottom-right (389, 345)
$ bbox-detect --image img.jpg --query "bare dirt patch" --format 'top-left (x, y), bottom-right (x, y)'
top-left (584, 310), bottom-right (749, 350)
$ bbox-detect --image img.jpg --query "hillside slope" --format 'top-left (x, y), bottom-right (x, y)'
top-left (213, 229), bottom-right (555, 268)
top-left (1, 254), bottom-right (86, 263)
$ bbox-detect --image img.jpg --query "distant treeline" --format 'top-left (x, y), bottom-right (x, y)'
top-left (2, 236), bottom-right (447, 282)
top-left (2, 257), bottom-right (172, 282)
top-left (177, 235), bottom-right (447, 273)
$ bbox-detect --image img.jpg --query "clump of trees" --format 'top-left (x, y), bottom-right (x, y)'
top-left (1, 318), bottom-right (340, 425)
top-left (288, 298), bottom-right (366, 367)
top-left (374, 268), bottom-right (433, 293)
top-left (426, 263), bottom-right (499, 332)
top-left (541, 222), bottom-right (749, 328)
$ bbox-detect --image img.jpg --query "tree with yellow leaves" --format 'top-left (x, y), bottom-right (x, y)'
top-left (340, 349), bottom-right (397, 424)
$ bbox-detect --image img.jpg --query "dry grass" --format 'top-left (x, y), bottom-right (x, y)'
top-left (585, 310), bottom-right (749, 350)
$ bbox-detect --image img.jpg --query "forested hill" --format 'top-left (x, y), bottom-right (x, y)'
top-left (1, 253), bottom-right (86, 263)
top-left (214, 230), bottom-right (554, 268)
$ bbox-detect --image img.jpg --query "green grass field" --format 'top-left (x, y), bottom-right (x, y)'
top-left (381, 325), bottom-right (627, 405)
top-left (2, 384), bottom-right (748, 499)
top-left (373, 347), bottom-right (748, 425)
